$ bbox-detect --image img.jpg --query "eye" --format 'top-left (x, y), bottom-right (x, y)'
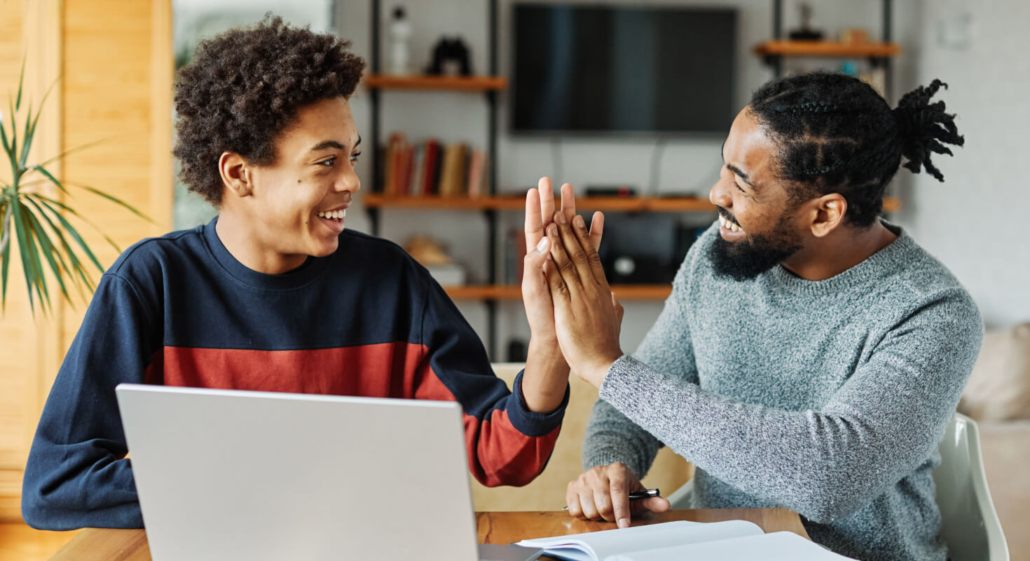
top-left (349, 151), bottom-right (362, 163)
top-left (734, 181), bottom-right (747, 193)
top-left (317, 157), bottom-right (337, 168)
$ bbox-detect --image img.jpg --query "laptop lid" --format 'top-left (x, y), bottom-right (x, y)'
top-left (116, 384), bottom-right (480, 561)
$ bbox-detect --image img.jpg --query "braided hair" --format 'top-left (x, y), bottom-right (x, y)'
top-left (749, 73), bottom-right (964, 227)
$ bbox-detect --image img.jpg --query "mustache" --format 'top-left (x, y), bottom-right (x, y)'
top-left (716, 207), bottom-right (739, 227)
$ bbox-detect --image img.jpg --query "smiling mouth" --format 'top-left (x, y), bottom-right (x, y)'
top-left (316, 208), bottom-right (347, 222)
top-left (718, 213), bottom-right (743, 234)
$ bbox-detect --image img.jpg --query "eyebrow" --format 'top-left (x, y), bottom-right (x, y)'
top-left (309, 136), bottom-right (361, 153)
top-left (726, 163), bottom-right (758, 190)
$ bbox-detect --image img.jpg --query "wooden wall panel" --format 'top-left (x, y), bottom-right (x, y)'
top-left (0, 0), bottom-right (173, 522)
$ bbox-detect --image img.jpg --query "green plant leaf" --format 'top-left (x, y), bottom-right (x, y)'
top-left (11, 197), bottom-right (43, 313)
top-left (1, 203), bottom-right (11, 309)
top-left (34, 196), bottom-right (105, 274)
top-left (6, 98), bottom-right (19, 184)
top-left (64, 180), bottom-right (154, 224)
top-left (19, 100), bottom-right (37, 170)
top-left (21, 200), bottom-right (68, 304)
top-left (34, 193), bottom-right (120, 253)
top-left (25, 195), bottom-right (93, 300)
top-left (15, 60), bottom-right (25, 111)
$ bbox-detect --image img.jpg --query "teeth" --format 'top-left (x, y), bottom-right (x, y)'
top-left (317, 209), bottom-right (347, 220)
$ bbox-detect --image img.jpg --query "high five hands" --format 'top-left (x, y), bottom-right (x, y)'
top-left (525, 177), bottom-right (625, 390)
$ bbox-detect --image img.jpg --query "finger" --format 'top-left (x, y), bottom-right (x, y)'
top-left (642, 496), bottom-right (671, 513)
top-left (608, 468), bottom-right (632, 528)
top-left (538, 177), bottom-right (555, 230)
top-left (547, 223), bottom-right (582, 295)
top-left (521, 237), bottom-right (551, 299)
top-left (612, 292), bottom-right (624, 325)
top-left (593, 483), bottom-right (616, 523)
top-left (571, 213), bottom-right (609, 290)
top-left (555, 212), bottom-right (596, 290)
top-left (577, 485), bottom-right (600, 520)
top-left (559, 182), bottom-right (576, 221)
top-left (566, 482), bottom-right (583, 518)
top-left (588, 211), bottom-right (605, 252)
top-left (525, 187), bottom-right (542, 249)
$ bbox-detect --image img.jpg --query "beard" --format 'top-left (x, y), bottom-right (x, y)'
top-left (710, 210), bottom-right (803, 281)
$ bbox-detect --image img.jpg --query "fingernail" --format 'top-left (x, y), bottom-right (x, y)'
top-left (536, 237), bottom-right (549, 253)
top-left (573, 215), bottom-right (585, 228)
top-left (548, 224), bottom-right (558, 236)
top-left (618, 518), bottom-right (629, 529)
top-left (556, 212), bottom-right (567, 225)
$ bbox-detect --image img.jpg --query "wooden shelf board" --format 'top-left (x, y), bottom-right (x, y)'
top-left (444, 284), bottom-right (672, 301)
top-left (364, 195), bottom-right (719, 213)
top-left (365, 194), bottom-right (902, 214)
top-left (364, 74), bottom-right (508, 91)
top-left (754, 40), bottom-right (901, 58)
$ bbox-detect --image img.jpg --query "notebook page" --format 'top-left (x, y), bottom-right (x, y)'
top-left (604, 531), bottom-right (857, 561)
top-left (517, 520), bottom-right (762, 561)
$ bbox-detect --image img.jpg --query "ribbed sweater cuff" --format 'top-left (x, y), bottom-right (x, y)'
top-left (506, 371), bottom-right (569, 437)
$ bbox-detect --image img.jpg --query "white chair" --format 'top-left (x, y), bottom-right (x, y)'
top-left (934, 413), bottom-right (1009, 561)
top-left (666, 414), bottom-right (1009, 560)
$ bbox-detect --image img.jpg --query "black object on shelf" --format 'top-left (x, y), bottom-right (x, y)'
top-left (585, 185), bottom-right (637, 197)
top-left (426, 36), bottom-right (473, 76)
top-left (597, 214), bottom-right (697, 285)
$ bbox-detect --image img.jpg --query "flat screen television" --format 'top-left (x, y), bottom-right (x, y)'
top-left (511, 3), bottom-right (737, 135)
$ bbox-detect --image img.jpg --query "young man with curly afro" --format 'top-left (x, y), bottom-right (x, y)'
top-left (544, 74), bottom-right (979, 560)
top-left (21, 17), bottom-right (592, 530)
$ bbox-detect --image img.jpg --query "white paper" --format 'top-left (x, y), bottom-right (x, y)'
top-left (604, 531), bottom-right (857, 561)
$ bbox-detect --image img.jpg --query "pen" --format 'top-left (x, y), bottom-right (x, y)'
top-left (562, 488), bottom-right (660, 510)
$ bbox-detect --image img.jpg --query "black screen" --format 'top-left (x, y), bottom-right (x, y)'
top-left (512, 4), bottom-right (737, 134)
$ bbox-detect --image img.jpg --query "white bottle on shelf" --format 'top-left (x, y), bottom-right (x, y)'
top-left (388, 6), bottom-right (413, 75)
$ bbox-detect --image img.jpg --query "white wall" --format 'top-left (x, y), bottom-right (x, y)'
top-left (896, 0), bottom-right (1030, 328)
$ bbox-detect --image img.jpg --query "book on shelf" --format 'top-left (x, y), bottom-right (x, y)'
top-left (377, 134), bottom-right (487, 198)
top-left (516, 520), bottom-right (856, 561)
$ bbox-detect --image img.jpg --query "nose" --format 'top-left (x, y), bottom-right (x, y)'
top-left (336, 164), bottom-right (361, 194)
top-left (709, 175), bottom-right (732, 210)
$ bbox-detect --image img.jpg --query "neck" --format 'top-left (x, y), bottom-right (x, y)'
top-left (215, 211), bottom-right (307, 275)
top-left (781, 221), bottom-right (897, 281)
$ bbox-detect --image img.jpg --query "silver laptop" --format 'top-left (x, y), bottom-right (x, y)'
top-left (116, 384), bottom-right (540, 561)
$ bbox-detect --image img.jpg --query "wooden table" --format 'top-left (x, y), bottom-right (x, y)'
top-left (50, 509), bottom-right (809, 560)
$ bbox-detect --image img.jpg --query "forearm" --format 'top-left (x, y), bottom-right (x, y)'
top-left (582, 398), bottom-right (663, 479)
top-left (521, 336), bottom-right (570, 413)
top-left (600, 355), bottom-right (963, 522)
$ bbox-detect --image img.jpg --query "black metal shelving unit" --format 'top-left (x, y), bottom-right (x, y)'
top-left (765, 0), bottom-right (895, 100)
top-left (367, 0), bottom-right (503, 358)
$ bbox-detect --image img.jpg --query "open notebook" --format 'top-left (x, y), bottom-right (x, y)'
top-left (516, 520), bottom-right (856, 561)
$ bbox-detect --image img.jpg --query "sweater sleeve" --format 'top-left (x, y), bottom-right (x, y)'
top-left (415, 276), bottom-right (567, 487)
top-left (598, 289), bottom-right (982, 523)
top-left (583, 258), bottom-right (699, 478)
top-left (21, 273), bottom-right (158, 530)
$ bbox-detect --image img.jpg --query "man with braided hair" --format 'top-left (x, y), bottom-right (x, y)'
top-left (542, 73), bottom-right (977, 560)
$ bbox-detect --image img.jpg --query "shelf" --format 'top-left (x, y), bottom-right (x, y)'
top-left (754, 40), bottom-right (901, 58)
top-left (363, 194), bottom-right (719, 212)
top-left (444, 284), bottom-right (673, 301)
top-left (363, 74), bottom-right (508, 91)
top-left (364, 194), bottom-right (902, 213)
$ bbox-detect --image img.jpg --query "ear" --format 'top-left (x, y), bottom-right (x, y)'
top-left (218, 151), bottom-right (253, 199)
top-left (809, 193), bottom-right (847, 238)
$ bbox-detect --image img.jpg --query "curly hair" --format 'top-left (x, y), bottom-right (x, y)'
top-left (174, 16), bottom-right (366, 205)
top-left (749, 72), bottom-right (964, 227)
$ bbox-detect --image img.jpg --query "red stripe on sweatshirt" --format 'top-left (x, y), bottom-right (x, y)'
top-left (154, 344), bottom-right (556, 486)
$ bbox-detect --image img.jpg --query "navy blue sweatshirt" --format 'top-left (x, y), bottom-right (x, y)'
top-left (22, 219), bottom-right (567, 530)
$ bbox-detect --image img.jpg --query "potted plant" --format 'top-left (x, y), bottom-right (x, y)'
top-left (1, 64), bottom-right (148, 315)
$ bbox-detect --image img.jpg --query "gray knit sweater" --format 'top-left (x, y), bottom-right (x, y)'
top-left (584, 222), bottom-right (983, 561)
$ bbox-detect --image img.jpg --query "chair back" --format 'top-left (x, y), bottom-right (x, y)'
top-left (934, 413), bottom-right (1009, 561)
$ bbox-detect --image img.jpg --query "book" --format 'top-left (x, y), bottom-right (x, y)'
top-left (516, 520), bottom-right (856, 561)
